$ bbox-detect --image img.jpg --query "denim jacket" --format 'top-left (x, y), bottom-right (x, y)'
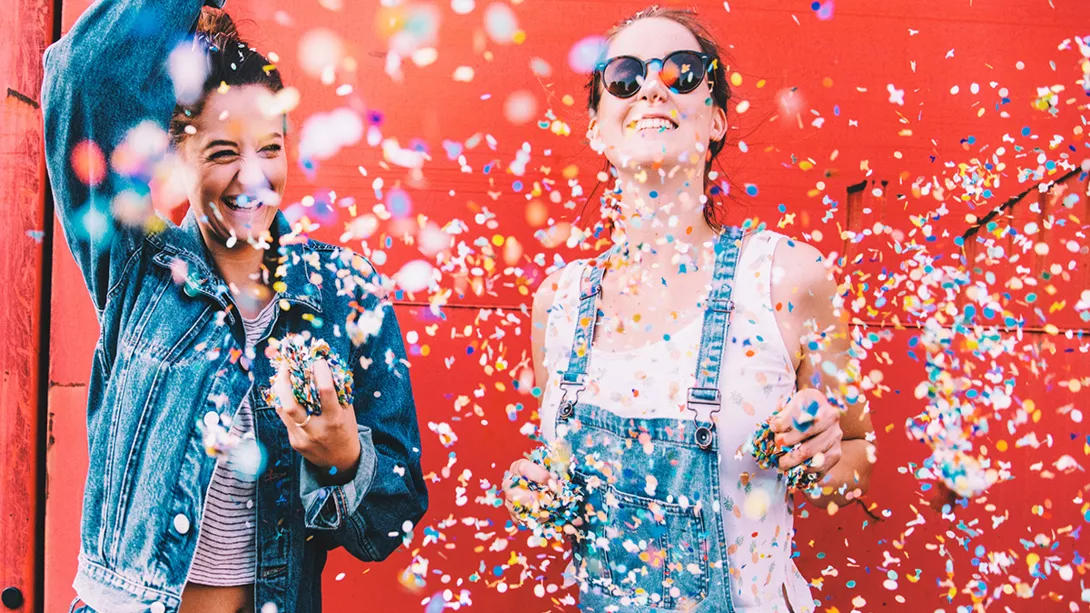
top-left (41, 1), bottom-right (428, 611)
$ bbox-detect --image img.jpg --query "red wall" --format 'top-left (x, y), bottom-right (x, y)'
top-left (43, 1), bottom-right (1089, 612)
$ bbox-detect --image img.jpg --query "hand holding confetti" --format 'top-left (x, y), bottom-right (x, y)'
top-left (266, 333), bottom-right (353, 416)
top-left (502, 443), bottom-right (583, 538)
top-left (266, 334), bottom-right (361, 480)
top-left (746, 389), bottom-right (844, 494)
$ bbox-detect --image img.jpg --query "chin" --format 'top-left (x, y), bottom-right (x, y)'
top-left (616, 138), bottom-right (695, 169)
top-left (219, 210), bottom-right (277, 244)
top-left (618, 150), bottom-right (685, 172)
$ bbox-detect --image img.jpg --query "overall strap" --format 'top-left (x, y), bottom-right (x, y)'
top-left (555, 250), bottom-right (612, 424)
top-left (687, 227), bottom-right (745, 449)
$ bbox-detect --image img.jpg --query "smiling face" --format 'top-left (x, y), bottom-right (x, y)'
top-left (181, 84), bottom-right (287, 248)
top-left (591, 17), bottom-right (727, 175)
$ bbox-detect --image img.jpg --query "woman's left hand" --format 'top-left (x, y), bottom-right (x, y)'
top-left (272, 358), bottom-right (362, 482)
top-left (769, 388), bottom-right (844, 479)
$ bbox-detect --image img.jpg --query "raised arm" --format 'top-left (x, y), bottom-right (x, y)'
top-left (41, 0), bottom-right (221, 313)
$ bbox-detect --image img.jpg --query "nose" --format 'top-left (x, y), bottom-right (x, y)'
top-left (637, 59), bottom-right (670, 104)
top-left (237, 152), bottom-right (268, 192)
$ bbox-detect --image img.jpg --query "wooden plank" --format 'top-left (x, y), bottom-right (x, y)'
top-left (0, 0), bottom-right (55, 611)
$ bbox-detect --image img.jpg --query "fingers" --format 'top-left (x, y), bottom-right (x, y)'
top-left (778, 422), bottom-right (842, 472)
top-left (272, 365), bottom-right (308, 429)
top-left (312, 359), bottom-right (347, 414)
top-left (502, 459), bottom-right (551, 512)
top-left (769, 390), bottom-right (823, 434)
top-left (504, 488), bottom-right (538, 509)
top-left (512, 458), bottom-right (551, 485)
top-left (773, 392), bottom-right (840, 446)
top-left (768, 397), bottom-right (793, 434)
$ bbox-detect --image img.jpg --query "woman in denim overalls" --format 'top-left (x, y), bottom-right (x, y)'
top-left (504, 7), bottom-right (875, 612)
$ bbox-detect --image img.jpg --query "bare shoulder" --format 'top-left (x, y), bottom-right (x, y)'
top-left (766, 235), bottom-right (840, 369)
top-left (530, 264), bottom-right (573, 393)
top-left (531, 263), bottom-right (576, 352)
top-left (532, 266), bottom-right (567, 324)
top-left (770, 236), bottom-right (837, 310)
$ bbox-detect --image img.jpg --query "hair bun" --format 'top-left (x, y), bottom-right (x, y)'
top-left (195, 7), bottom-right (240, 47)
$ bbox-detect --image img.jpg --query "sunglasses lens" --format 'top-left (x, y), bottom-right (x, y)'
top-left (602, 57), bottom-right (643, 99)
top-left (663, 52), bottom-right (705, 94)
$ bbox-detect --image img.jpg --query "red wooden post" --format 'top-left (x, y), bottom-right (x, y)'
top-left (0, 0), bottom-right (55, 611)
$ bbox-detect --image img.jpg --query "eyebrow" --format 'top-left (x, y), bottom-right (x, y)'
top-left (203, 134), bottom-right (283, 151)
top-left (204, 139), bottom-right (237, 151)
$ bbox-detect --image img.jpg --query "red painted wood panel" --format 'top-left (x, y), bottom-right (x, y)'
top-left (0, 0), bottom-right (54, 611)
top-left (44, 0), bottom-right (1089, 611)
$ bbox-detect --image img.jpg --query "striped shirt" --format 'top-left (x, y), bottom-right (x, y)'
top-left (188, 300), bottom-right (277, 586)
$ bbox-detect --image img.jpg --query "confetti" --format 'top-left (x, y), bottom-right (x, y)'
top-left (266, 334), bottom-right (354, 416)
top-left (507, 443), bottom-right (583, 540)
top-left (503, 90), bottom-right (538, 125)
top-left (484, 2), bottom-right (519, 45)
top-left (297, 28), bottom-right (344, 79)
top-left (567, 36), bottom-right (607, 74)
top-left (744, 421), bottom-right (822, 494)
top-left (70, 140), bottom-right (105, 186)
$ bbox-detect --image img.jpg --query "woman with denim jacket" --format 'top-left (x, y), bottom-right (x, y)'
top-left (41, 1), bottom-right (428, 612)
top-left (502, 7), bottom-right (875, 613)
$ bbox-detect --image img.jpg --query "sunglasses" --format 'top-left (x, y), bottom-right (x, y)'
top-left (596, 50), bottom-right (716, 99)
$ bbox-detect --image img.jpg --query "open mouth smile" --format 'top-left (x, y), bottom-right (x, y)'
top-left (629, 116), bottom-right (680, 132)
top-left (222, 195), bottom-right (264, 211)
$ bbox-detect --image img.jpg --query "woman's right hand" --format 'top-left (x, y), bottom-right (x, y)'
top-left (502, 458), bottom-right (553, 523)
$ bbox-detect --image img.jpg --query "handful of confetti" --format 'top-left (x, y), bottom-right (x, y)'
top-left (266, 333), bottom-right (354, 416)
top-left (509, 443), bottom-right (583, 539)
top-left (745, 421), bottom-right (822, 493)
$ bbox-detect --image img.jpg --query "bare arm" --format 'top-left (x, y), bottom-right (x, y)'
top-left (772, 238), bottom-right (875, 509)
top-left (502, 268), bottom-right (564, 521)
top-left (530, 268), bottom-right (562, 405)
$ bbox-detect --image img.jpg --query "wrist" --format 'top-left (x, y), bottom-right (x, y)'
top-left (313, 437), bottom-right (362, 487)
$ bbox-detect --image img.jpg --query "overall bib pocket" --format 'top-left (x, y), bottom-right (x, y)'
top-left (573, 470), bottom-right (710, 609)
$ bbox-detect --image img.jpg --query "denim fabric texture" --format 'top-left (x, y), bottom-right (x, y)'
top-left (42, 1), bottom-right (428, 612)
top-left (553, 230), bottom-right (744, 612)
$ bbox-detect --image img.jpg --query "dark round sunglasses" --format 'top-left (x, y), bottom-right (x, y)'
top-left (596, 50), bottom-right (716, 99)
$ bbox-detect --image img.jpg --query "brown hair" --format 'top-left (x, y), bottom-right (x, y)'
top-left (169, 8), bottom-right (285, 147)
top-left (583, 5), bottom-right (733, 234)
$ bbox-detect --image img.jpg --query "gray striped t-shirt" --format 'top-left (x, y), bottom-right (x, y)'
top-left (188, 299), bottom-right (276, 586)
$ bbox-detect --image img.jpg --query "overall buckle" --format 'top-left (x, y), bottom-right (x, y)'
top-left (558, 376), bottom-right (586, 420)
top-left (686, 387), bottom-right (721, 450)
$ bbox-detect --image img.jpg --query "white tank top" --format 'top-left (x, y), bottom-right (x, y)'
top-left (539, 230), bottom-right (815, 613)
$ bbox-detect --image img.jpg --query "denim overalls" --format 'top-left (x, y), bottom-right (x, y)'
top-left (555, 228), bottom-right (743, 612)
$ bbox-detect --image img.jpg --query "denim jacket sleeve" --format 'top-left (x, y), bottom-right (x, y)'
top-left (299, 299), bottom-right (429, 561)
top-left (40, 0), bottom-right (223, 314)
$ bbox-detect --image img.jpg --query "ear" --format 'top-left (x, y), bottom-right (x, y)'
top-left (587, 116), bottom-right (600, 141)
top-left (587, 117), bottom-right (606, 154)
top-left (710, 105), bottom-right (727, 144)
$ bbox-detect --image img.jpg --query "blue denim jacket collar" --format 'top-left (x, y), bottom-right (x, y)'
top-left (147, 210), bottom-right (323, 315)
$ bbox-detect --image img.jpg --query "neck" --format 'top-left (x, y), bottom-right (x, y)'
top-left (607, 164), bottom-right (719, 275)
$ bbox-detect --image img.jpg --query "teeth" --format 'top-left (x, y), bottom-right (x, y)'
top-left (634, 117), bottom-right (676, 131)
top-left (224, 195), bottom-right (261, 210)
